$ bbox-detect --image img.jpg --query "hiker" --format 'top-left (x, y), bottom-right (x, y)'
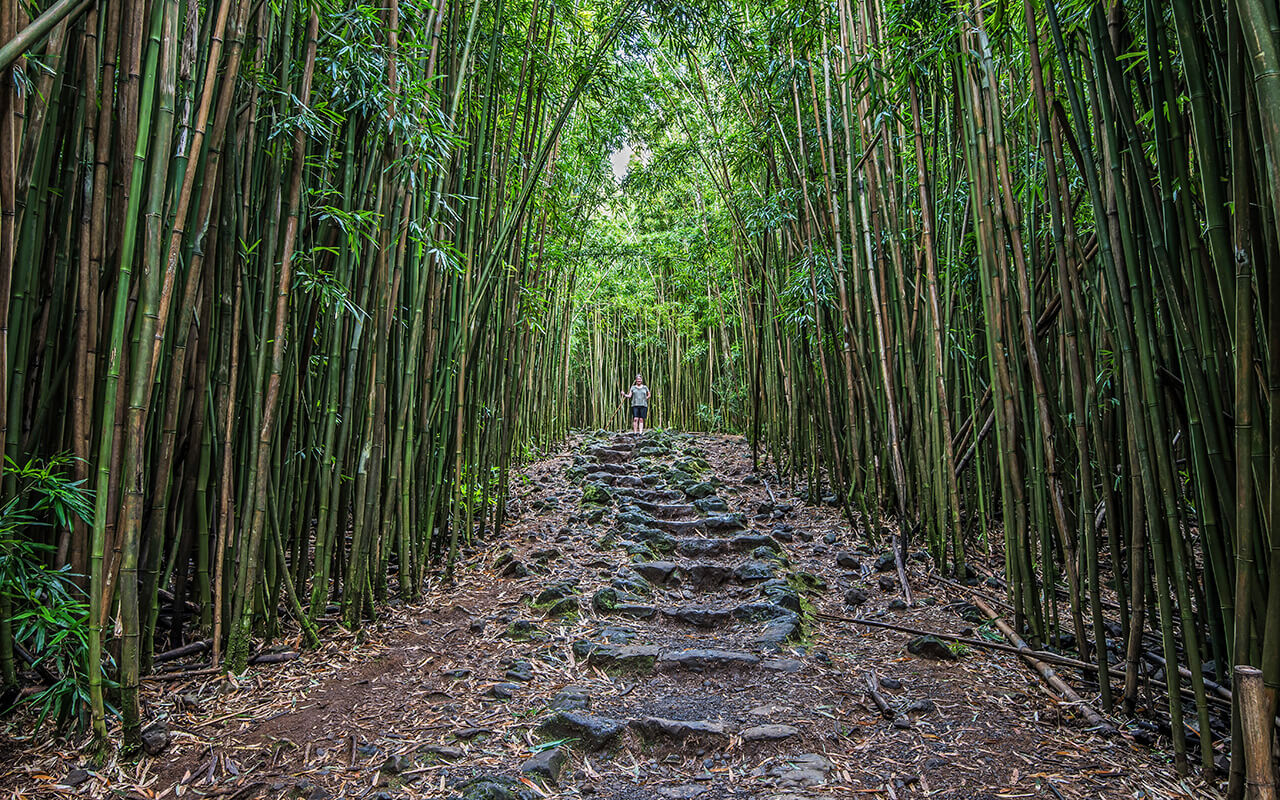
top-left (622, 375), bottom-right (651, 434)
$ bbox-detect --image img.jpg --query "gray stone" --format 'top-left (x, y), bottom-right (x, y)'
top-left (614, 603), bottom-right (657, 620)
top-left (733, 602), bottom-right (797, 623)
top-left (520, 748), bottom-right (567, 784)
top-left (835, 551), bottom-right (860, 569)
top-left (487, 683), bottom-right (520, 700)
top-left (683, 562), bottom-right (733, 588)
top-left (657, 649), bottom-right (760, 671)
top-left (419, 744), bottom-right (464, 760)
top-left (761, 658), bottom-right (803, 673)
top-left (875, 552), bottom-right (896, 571)
top-left (734, 560), bottom-right (775, 583)
top-left (759, 581), bottom-right (801, 613)
top-left (141, 721), bottom-right (170, 756)
top-left (843, 588), bottom-right (869, 607)
top-left (742, 724), bottom-right (800, 741)
top-left (600, 625), bottom-right (636, 643)
top-left (704, 513), bottom-right (748, 532)
top-left (693, 496), bottom-right (729, 513)
top-left (755, 619), bottom-right (800, 650)
top-left (675, 538), bottom-right (730, 558)
top-left (730, 534), bottom-right (780, 552)
top-left (506, 660), bottom-right (534, 681)
top-left (661, 605), bottom-right (734, 628)
top-left (455, 774), bottom-right (536, 800)
top-left (684, 482), bottom-right (716, 499)
top-left (61, 769), bottom-right (91, 787)
top-left (549, 686), bottom-right (592, 711)
top-left (588, 644), bottom-right (662, 672)
top-left (633, 717), bottom-right (728, 740)
top-left (878, 576), bottom-right (898, 591)
top-left (822, 532), bottom-right (839, 545)
top-left (535, 581), bottom-right (578, 604)
top-left (537, 712), bottom-right (628, 750)
top-left (545, 596), bottom-right (579, 617)
top-left (766, 753), bottom-right (831, 788)
top-left (906, 635), bottom-right (958, 661)
top-left (634, 560), bottom-right (679, 584)
top-left (381, 754), bottom-right (414, 774)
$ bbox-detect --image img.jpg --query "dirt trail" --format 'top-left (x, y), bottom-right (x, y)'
top-left (10, 432), bottom-right (1213, 799)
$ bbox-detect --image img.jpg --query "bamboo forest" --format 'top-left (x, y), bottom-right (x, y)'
top-left (1, 0), bottom-right (1279, 796)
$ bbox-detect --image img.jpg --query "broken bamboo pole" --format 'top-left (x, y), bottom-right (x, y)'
top-left (970, 596), bottom-right (1112, 732)
top-left (1235, 666), bottom-right (1277, 800)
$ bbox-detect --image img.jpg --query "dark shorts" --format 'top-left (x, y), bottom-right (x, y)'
top-left (631, 406), bottom-right (648, 420)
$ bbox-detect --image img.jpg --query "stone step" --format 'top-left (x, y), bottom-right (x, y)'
top-left (588, 445), bottom-right (633, 463)
top-left (582, 643), bottom-right (770, 674)
top-left (588, 462), bottom-right (632, 476)
top-left (616, 487), bottom-right (685, 503)
top-left (587, 472), bottom-right (644, 488)
top-left (673, 533), bottom-right (781, 558)
top-left (656, 648), bottom-right (760, 671)
top-left (659, 601), bottom-right (798, 629)
top-left (617, 511), bottom-right (748, 536)
top-left (632, 717), bottom-right (728, 742)
top-left (631, 500), bottom-right (697, 519)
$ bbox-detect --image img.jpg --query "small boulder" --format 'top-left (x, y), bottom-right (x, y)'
top-left (545, 596), bottom-right (579, 618)
top-left (633, 561), bottom-right (679, 584)
top-left (878, 575), bottom-right (898, 591)
top-left (684, 482), bottom-right (716, 499)
top-left (506, 660), bottom-right (535, 681)
top-left (907, 635), bottom-right (958, 661)
top-left (693, 496), bottom-right (730, 513)
top-left (455, 774), bottom-right (536, 800)
top-left (835, 551), bottom-right (860, 570)
top-left (734, 560), bottom-right (775, 583)
top-left (874, 552), bottom-right (896, 572)
top-left (843, 588), bottom-right (869, 607)
top-left (582, 483), bottom-right (612, 505)
top-left (549, 686), bottom-right (592, 711)
top-left (741, 724), bottom-right (799, 741)
top-left (141, 721), bottom-right (170, 756)
top-left (537, 712), bottom-right (628, 750)
top-left (520, 748), bottom-right (567, 784)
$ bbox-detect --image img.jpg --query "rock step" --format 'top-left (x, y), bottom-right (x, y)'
top-left (673, 533), bottom-right (782, 558)
top-left (630, 500), bottom-right (697, 519)
top-left (587, 446), bottom-right (633, 463)
top-left (586, 462), bottom-right (632, 476)
top-left (617, 512), bottom-right (748, 536)
top-left (582, 643), bottom-right (766, 673)
top-left (537, 712), bottom-right (783, 752)
top-left (617, 487), bottom-right (685, 502)
top-left (587, 472), bottom-right (644, 488)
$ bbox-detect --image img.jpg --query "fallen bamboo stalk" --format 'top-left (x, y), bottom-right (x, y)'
top-left (814, 612), bottom-right (1093, 671)
top-left (865, 670), bottom-right (895, 720)
top-left (154, 639), bottom-right (212, 663)
top-left (969, 596), bottom-right (1113, 732)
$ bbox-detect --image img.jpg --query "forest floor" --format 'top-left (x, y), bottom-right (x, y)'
top-left (6, 432), bottom-right (1219, 799)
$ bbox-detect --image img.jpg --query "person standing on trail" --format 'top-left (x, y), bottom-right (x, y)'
top-left (622, 375), bottom-right (651, 434)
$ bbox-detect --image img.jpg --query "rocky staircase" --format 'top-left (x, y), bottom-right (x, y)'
top-left (458, 430), bottom-right (834, 800)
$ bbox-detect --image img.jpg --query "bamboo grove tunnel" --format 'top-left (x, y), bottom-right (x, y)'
top-left (0, 0), bottom-right (1279, 796)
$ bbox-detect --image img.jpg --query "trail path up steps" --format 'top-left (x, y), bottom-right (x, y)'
top-left (84, 431), bottom-right (1213, 800)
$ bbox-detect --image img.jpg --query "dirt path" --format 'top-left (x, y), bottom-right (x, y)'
top-left (10, 432), bottom-right (1215, 799)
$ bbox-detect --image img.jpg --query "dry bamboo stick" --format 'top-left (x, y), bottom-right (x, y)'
top-left (970, 596), bottom-right (1112, 732)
